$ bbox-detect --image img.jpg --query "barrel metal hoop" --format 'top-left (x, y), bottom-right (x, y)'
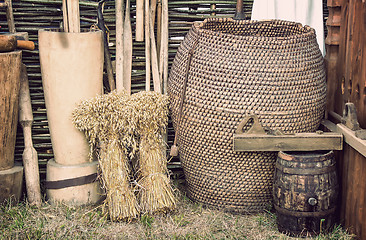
top-left (276, 162), bottom-right (336, 175)
top-left (44, 173), bottom-right (98, 189)
top-left (274, 205), bottom-right (336, 218)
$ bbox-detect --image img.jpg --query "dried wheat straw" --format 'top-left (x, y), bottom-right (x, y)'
top-left (72, 91), bottom-right (139, 221)
top-left (130, 91), bottom-right (177, 214)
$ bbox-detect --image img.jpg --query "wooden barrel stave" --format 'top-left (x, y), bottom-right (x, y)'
top-left (273, 151), bottom-right (339, 236)
top-left (0, 51), bottom-right (22, 171)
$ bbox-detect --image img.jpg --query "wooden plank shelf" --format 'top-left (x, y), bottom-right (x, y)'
top-left (233, 115), bottom-right (343, 152)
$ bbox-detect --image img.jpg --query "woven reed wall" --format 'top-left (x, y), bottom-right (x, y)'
top-left (0, 0), bottom-right (327, 183)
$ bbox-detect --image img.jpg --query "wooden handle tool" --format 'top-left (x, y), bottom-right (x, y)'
top-left (0, 35), bottom-right (35, 52)
top-left (19, 64), bottom-right (42, 206)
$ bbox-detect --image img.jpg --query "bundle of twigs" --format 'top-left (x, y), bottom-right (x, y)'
top-left (72, 91), bottom-right (139, 221)
top-left (130, 91), bottom-right (176, 214)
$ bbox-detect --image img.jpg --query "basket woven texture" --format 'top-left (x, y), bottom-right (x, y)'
top-left (168, 18), bottom-right (326, 213)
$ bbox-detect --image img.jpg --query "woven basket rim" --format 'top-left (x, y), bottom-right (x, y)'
top-left (193, 18), bottom-right (316, 42)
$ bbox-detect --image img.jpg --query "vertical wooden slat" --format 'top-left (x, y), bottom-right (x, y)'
top-left (325, 0), bottom-right (342, 115)
top-left (333, 1), bottom-right (366, 239)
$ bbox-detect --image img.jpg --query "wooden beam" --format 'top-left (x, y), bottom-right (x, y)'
top-left (337, 123), bottom-right (366, 158)
top-left (233, 132), bottom-right (343, 152)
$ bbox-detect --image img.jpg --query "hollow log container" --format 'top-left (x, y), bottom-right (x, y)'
top-left (273, 151), bottom-right (339, 237)
top-left (38, 29), bottom-right (104, 166)
top-left (0, 50), bottom-right (22, 170)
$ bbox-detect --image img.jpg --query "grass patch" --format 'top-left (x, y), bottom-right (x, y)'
top-left (0, 192), bottom-right (355, 240)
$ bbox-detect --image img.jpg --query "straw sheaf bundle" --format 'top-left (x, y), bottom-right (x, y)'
top-left (72, 91), bottom-right (139, 221)
top-left (72, 90), bottom-right (176, 220)
top-left (129, 91), bottom-right (177, 214)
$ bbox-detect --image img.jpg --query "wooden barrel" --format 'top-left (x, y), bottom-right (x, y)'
top-left (273, 151), bottom-right (339, 237)
top-left (0, 51), bottom-right (22, 170)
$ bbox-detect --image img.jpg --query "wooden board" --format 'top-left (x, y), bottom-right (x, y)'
top-left (233, 132), bottom-right (343, 152)
top-left (326, 1), bottom-right (366, 239)
top-left (338, 144), bottom-right (366, 240)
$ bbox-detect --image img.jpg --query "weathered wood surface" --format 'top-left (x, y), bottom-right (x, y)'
top-left (0, 166), bottom-right (23, 204)
top-left (338, 144), bottom-right (366, 240)
top-left (233, 132), bottom-right (343, 152)
top-left (0, 0), bottom-right (257, 178)
top-left (273, 151), bottom-right (339, 237)
top-left (325, 0), bottom-right (366, 239)
top-left (19, 63), bottom-right (42, 206)
top-left (0, 51), bottom-right (22, 171)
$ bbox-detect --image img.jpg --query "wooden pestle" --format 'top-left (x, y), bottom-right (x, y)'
top-left (19, 64), bottom-right (42, 206)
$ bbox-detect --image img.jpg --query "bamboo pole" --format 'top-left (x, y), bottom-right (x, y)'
top-left (123, 0), bottom-right (132, 95)
top-left (115, 0), bottom-right (124, 92)
top-left (145, 0), bottom-right (150, 91)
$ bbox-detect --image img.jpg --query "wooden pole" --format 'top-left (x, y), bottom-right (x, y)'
top-left (156, 0), bottom-right (162, 61)
top-left (67, 0), bottom-right (80, 32)
top-left (4, 0), bottom-right (15, 33)
top-left (145, 0), bottom-right (150, 91)
top-left (161, 0), bottom-right (168, 94)
top-left (136, 0), bottom-right (144, 42)
top-left (123, 0), bottom-right (132, 95)
top-left (98, 0), bottom-right (115, 91)
top-left (62, 0), bottom-right (69, 32)
top-left (150, 9), bottom-right (161, 93)
top-left (19, 64), bottom-right (42, 206)
top-left (151, 0), bottom-right (157, 28)
top-left (115, 0), bottom-right (124, 92)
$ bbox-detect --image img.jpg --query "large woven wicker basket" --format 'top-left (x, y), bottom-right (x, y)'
top-left (168, 18), bottom-right (326, 212)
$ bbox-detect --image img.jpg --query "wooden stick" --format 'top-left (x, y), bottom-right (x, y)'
top-left (19, 64), bottom-right (42, 206)
top-left (135, 0), bottom-right (144, 42)
top-left (151, 0), bottom-right (157, 28)
top-left (123, 0), bottom-right (132, 95)
top-left (156, 0), bottom-right (162, 61)
top-left (62, 0), bottom-right (69, 32)
top-left (161, 0), bottom-right (168, 94)
top-left (5, 0), bottom-right (16, 33)
top-left (150, 9), bottom-right (161, 93)
top-left (98, 0), bottom-right (115, 91)
top-left (145, 0), bottom-right (150, 91)
top-left (115, 0), bottom-right (124, 92)
top-left (66, 0), bottom-right (80, 32)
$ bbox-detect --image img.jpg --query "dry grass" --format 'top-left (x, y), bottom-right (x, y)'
top-left (0, 185), bottom-right (355, 240)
